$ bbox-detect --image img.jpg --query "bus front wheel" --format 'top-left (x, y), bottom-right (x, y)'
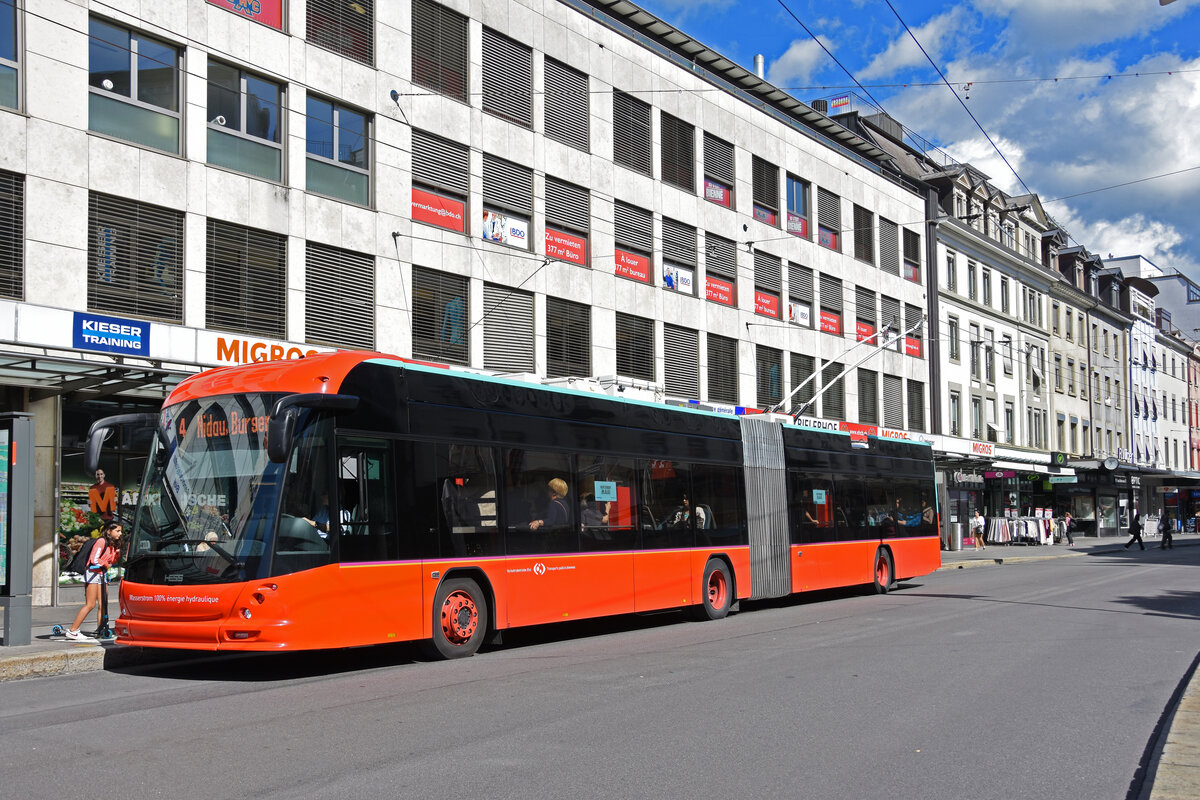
top-left (873, 549), bottom-right (894, 594)
top-left (432, 577), bottom-right (488, 659)
top-left (695, 559), bottom-right (732, 620)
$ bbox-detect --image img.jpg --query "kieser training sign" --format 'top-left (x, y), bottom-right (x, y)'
top-left (73, 312), bottom-right (150, 356)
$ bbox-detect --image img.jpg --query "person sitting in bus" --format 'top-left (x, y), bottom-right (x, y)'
top-left (581, 494), bottom-right (609, 528)
top-left (920, 497), bottom-right (935, 530)
top-left (667, 493), bottom-right (705, 529)
top-left (304, 489), bottom-right (350, 538)
top-left (530, 478), bottom-right (570, 530)
top-left (892, 497), bottom-right (908, 526)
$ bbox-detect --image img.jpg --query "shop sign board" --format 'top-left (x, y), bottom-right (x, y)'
top-left (73, 312), bottom-right (150, 357)
top-left (199, 332), bottom-right (330, 367)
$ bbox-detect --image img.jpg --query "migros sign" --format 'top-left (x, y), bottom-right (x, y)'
top-left (210, 335), bottom-right (328, 366)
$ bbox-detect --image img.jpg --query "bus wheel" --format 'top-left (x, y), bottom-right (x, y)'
top-left (873, 549), bottom-right (894, 594)
top-left (432, 578), bottom-right (488, 659)
top-left (695, 559), bottom-right (732, 620)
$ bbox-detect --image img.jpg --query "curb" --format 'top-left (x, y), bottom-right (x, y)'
top-left (1149, 661), bottom-right (1200, 800)
top-left (0, 643), bottom-right (177, 683)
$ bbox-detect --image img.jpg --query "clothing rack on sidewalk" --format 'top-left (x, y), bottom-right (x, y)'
top-left (986, 516), bottom-right (1054, 546)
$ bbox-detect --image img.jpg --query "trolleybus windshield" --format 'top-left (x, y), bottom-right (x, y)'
top-left (125, 394), bottom-right (332, 585)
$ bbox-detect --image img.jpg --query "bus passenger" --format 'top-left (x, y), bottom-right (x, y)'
top-left (668, 493), bottom-right (705, 529)
top-left (530, 478), bottom-right (570, 530)
top-left (581, 494), bottom-right (609, 527)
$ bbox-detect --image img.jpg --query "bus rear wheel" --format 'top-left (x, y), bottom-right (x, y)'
top-left (873, 549), bottom-right (894, 594)
top-left (432, 577), bottom-right (488, 659)
top-left (695, 559), bottom-right (732, 620)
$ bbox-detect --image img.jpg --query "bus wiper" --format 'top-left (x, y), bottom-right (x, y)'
top-left (182, 539), bottom-right (244, 568)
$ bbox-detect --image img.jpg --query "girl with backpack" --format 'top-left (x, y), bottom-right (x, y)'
top-left (63, 521), bottom-right (123, 641)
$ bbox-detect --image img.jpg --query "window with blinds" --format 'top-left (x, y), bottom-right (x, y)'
top-left (707, 333), bottom-right (737, 404)
top-left (858, 368), bottom-right (878, 425)
top-left (411, 129), bottom-right (469, 232)
top-left (206, 219), bottom-right (285, 337)
top-left (903, 228), bottom-right (921, 283)
top-left (544, 58), bottom-right (588, 151)
top-left (482, 154), bottom-right (533, 249)
top-left (664, 324), bottom-right (699, 399)
top-left (0, 170), bottom-right (23, 300)
top-left (660, 112), bottom-right (694, 192)
top-left (545, 177), bottom-right (589, 265)
top-left (412, 265), bottom-right (468, 365)
top-left (411, 0), bottom-right (466, 101)
top-left (616, 312), bottom-right (654, 382)
top-left (751, 156), bottom-right (779, 226)
top-left (482, 28), bottom-right (532, 128)
top-left (817, 188), bottom-right (840, 251)
top-left (662, 217), bottom-right (696, 294)
top-left (819, 273), bottom-right (842, 335)
top-left (880, 294), bottom-right (900, 352)
top-left (88, 193), bottom-right (183, 323)
top-left (878, 217), bottom-right (899, 276)
top-left (907, 379), bottom-right (926, 431)
top-left (308, 0), bottom-right (373, 65)
top-left (703, 133), bottom-right (734, 207)
top-left (546, 296), bottom-right (590, 378)
top-left (855, 287), bottom-right (876, 339)
top-left (483, 283), bottom-right (534, 372)
top-left (613, 201), bottom-right (652, 284)
top-left (754, 251), bottom-right (781, 318)
top-left (905, 303), bottom-right (923, 357)
top-left (613, 90), bottom-right (651, 176)
top-left (704, 233), bottom-right (737, 307)
top-left (756, 345), bottom-right (782, 408)
top-left (305, 241), bottom-right (374, 349)
top-left (852, 204), bottom-right (874, 264)
top-left (785, 174), bottom-right (809, 238)
top-left (790, 352), bottom-right (815, 414)
top-left (820, 361), bottom-right (845, 421)
top-left (787, 262), bottom-right (812, 327)
top-left (882, 374), bottom-right (903, 428)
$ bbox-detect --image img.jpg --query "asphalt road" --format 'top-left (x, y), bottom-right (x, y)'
top-left (3, 546), bottom-right (1198, 800)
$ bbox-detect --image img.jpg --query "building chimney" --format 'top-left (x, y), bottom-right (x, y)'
top-left (812, 99), bottom-right (828, 114)
top-left (754, 54), bottom-right (764, 79)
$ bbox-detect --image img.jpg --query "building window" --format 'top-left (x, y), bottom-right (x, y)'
top-left (786, 175), bottom-right (810, 239)
top-left (1000, 276), bottom-right (1010, 313)
top-left (546, 297), bottom-right (590, 379)
top-left (855, 286), bottom-right (876, 342)
top-left (544, 58), bottom-right (588, 151)
top-left (411, 0), bottom-right (467, 101)
top-left (207, 60), bottom-right (283, 182)
top-left (947, 316), bottom-right (960, 361)
top-left (879, 218), bottom-right (899, 276)
top-left (981, 268), bottom-right (991, 306)
top-left (703, 133), bottom-right (734, 208)
top-left (662, 218), bottom-right (697, 295)
top-left (708, 334), bottom-right (737, 404)
top-left (969, 324), bottom-right (981, 378)
top-left (907, 379), bottom-right (925, 432)
top-left (307, 0), bottom-right (373, 65)
top-left (306, 96), bottom-right (370, 205)
top-left (206, 219), bottom-right (285, 338)
top-left (751, 156), bottom-right (779, 226)
top-left (482, 28), bottom-right (532, 128)
top-left (882, 374), bottom-right (903, 428)
top-left (660, 113), bottom-right (694, 192)
top-left (852, 204), bottom-right (874, 265)
top-left (411, 129), bottom-right (469, 233)
top-left (89, 193), bottom-right (183, 323)
top-left (790, 353), bottom-right (815, 415)
top-left (613, 90), bottom-right (651, 177)
top-left (858, 368), bottom-right (878, 425)
top-left (787, 262), bottom-right (813, 328)
top-left (483, 283), bottom-right (534, 372)
top-left (946, 251), bottom-right (957, 293)
top-left (704, 233), bottom-right (737, 307)
top-left (614, 201), bottom-right (652, 284)
top-left (0, 0), bottom-right (18, 108)
top-left (616, 312), bottom-right (654, 382)
top-left (967, 261), bottom-right (977, 301)
top-left (88, 18), bottom-right (181, 153)
top-left (904, 304), bottom-right (923, 358)
top-left (971, 396), bottom-right (983, 439)
top-left (482, 155), bottom-right (533, 250)
top-left (545, 177), bottom-right (589, 267)
top-left (412, 266), bottom-right (468, 365)
top-left (757, 345), bottom-right (782, 408)
top-left (1002, 335), bottom-right (1013, 375)
top-left (880, 295), bottom-right (901, 352)
top-left (664, 324), bottom-right (699, 399)
top-left (0, 169), bottom-right (21, 299)
top-left (984, 329), bottom-right (995, 383)
top-left (306, 242), bottom-right (373, 349)
top-left (949, 390), bottom-right (961, 436)
top-left (818, 274), bottom-right (842, 336)
top-left (817, 188), bottom-right (840, 250)
top-left (820, 361), bottom-right (845, 421)
top-left (753, 251), bottom-right (782, 319)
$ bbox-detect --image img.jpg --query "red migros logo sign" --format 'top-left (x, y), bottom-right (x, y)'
top-left (202, 333), bottom-right (330, 367)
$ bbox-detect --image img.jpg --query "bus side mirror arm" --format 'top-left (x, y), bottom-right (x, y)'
top-left (85, 413), bottom-right (161, 474)
top-left (266, 393), bottom-right (359, 463)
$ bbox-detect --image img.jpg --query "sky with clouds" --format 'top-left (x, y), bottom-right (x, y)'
top-left (633, 0), bottom-right (1200, 281)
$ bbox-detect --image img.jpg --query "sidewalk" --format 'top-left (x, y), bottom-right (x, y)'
top-left (2, 540), bottom-right (1199, 799)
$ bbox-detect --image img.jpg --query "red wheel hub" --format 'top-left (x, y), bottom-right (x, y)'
top-left (440, 590), bottom-right (479, 644)
top-left (706, 569), bottom-right (728, 609)
top-left (876, 559), bottom-right (889, 585)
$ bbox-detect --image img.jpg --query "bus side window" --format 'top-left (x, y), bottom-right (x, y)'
top-left (337, 439), bottom-right (397, 562)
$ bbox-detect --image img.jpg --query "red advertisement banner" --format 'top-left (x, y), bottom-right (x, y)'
top-left (905, 336), bottom-right (923, 357)
top-left (856, 320), bottom-right (876, 343)
top-left (706, 275), bottom-right (735, 306)
top-left (412, 188), bottom-right (466, 233)
top-left (207, 0), bottom-right (283, 30)
top-left (787, 212), bottom-right (808, 238)
top-left (820, 310), bottom-right (842, 335)
top-left (545, 227), bottom-right (587, 266)
top-left (754, 290), bottom-right (779, 318)
top-left (703, 179), bottom-right (731, 208)
top-left (753, 205), bottom-right (777, 226)
top-left (615, 248), bottom-right (650, 283)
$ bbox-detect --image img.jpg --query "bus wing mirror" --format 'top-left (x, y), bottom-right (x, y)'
top-left (85, 413), bottom-right (160, 474)
top-left (267, 393), bottom-right (358, 463)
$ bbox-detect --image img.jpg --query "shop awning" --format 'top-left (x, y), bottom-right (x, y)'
top-left (0, 353), bottom-right (192, 401)
top-left (990, 460), bottom-right (1075, 476)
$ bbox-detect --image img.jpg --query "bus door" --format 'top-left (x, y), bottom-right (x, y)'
top-left (334, 437), bottom-right (422, 643)
top-left (635, 460), bottom-right (694, 612)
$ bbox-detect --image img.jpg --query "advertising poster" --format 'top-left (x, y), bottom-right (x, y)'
top-left (412, 188), bottom-right (466, 233)
top-left (754, 290), bottom-right (779, 318)
top-left (545, 228), bottom-right (587, 266)
top-left (819, 310), bottom-right (841, 335)
top-left (856, 320), bottom-right (876, 343)
top-left (703, 179), bottom-right (731, 208)
top-left (705, 275), bottom-right (735, 306)
top-left (615, 248), bottom-right (651, 283)
top-left (482, 209), bottom-right (529, 248)
top-left (789, 301), bottom-right (811, 327)
top-left (207, 0), bottom-right (284, 29)
top-left (787, 212), bottom-right (808, 238)
top-left (664, 264), bottom-right (694, 293)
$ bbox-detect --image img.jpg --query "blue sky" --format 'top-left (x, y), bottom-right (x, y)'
top-left (635, 0), bottom-right (1200, 282)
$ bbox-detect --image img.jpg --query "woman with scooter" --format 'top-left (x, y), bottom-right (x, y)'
top-left (62, 521), bottom-right (123, 641)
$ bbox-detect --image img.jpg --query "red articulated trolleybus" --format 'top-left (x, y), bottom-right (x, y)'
top-left (85, 351), bottom-right (940, 658)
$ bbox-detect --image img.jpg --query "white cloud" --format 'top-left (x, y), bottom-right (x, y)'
top-left (767, 37), bottom-right (835, 87)
top-left (859, 8), bottom-right (968, 80)
top-left (972, 0), bottom-right (1192, 55)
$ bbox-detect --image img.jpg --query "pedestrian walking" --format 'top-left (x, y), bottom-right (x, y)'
top-left (970, 508), bottom-right (986, 550)
top-left (1159, 510), bottom-right (1174, 550)
top-left (1124, 511), bottom-right (1145, 550)
top-left (63, 521), bottom-right (123, 641)
top-left (1061, 510), bottom-right (1075, 546)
